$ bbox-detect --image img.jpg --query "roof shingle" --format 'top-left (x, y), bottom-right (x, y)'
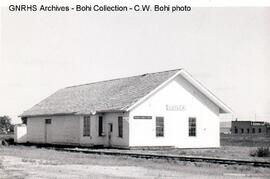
top-left (21, 69), bottom-right (181, 117)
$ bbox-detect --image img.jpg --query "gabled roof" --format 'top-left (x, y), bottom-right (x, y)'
top-left (21, 68), bottom-right (233, 117)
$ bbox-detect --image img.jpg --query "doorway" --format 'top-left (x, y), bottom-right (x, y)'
top-left (108, 123), bottom-right (113, 147)
top-left (44, 119), bottom-right (52, 143)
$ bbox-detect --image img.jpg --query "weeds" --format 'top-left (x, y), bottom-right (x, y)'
top-left (21, 158), bottom-right (36, 163)
top-left (179, 151), bottom-right (187, 155)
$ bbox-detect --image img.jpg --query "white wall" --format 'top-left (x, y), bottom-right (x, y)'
top-left (79, 112), bottom-right (129, 147)
top-left (14, 125), bottom-right (27, 143)
top-left (27, 113), bottom-right (129, 147)
top-left (129, 74), bottom-right (220, 148)
top-left (27, 115), bottom-right (80, 144)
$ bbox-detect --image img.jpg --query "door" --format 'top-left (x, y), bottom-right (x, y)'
top-left (108, 123), bottom-right (113, 147)
top-left (44, 119), bottom-right (52, 143)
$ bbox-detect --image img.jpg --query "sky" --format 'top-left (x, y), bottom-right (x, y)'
top-left (0, 7), bottom-right (270, 123)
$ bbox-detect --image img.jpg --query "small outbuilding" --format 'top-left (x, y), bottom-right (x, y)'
top-left (14, 124), bottom-right (27, 143)
top-left (21, 69), bottom-right (232, 148)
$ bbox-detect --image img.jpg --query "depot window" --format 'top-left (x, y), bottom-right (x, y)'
top-left (156, 117), bottom-right (164, 137)
top-left (98, 116), bottom-right (103, 136)
top-left (45, 119), bottom-right (51, 124)
top-left (83, 116), bottom-right (90, 137)
top-left (118, 116), bottom-right (123, 138)
top-left (188, 117), bottom-right (196, 137)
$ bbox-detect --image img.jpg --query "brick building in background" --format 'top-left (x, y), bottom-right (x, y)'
top-left (231, 121), bottom-right (270, 136)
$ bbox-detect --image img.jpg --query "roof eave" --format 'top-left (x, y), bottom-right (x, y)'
top-left (126, 69), bottom-right (234, 115)
top-left (19, 112), bottom-right (77, 118)
top-left (21, 109), bottom-right (128, 118)
top-left (180, 69), bottom-right (235, 115)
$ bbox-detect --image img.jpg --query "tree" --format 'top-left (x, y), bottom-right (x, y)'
top-left (0, 116), bottom-right (14, 133)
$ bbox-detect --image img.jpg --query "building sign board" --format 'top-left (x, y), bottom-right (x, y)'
top-left (133, 116), bottom-right (152, 119)
top-left (166, 104), bottom-right (185, 111)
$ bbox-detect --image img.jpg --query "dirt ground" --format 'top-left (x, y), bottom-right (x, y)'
top-left (0, 146), bottom-right (270, 179)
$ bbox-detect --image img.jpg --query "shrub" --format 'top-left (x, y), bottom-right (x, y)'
top-left (250, 147), bottom-right (270, 157)
top-left (0, 116), bottom-right (14, 133)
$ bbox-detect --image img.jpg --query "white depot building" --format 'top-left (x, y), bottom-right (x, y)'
top-left (20, 69), bottom-right (233, 148)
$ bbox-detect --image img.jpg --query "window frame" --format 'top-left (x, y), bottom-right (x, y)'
top-left (188, 117), bottom-right (196, 137)
top-left (156, 116), bottom-right (164, 137)
top-left (83, 116), bottom-right (90, 137)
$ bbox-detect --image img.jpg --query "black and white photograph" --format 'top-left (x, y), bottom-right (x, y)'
top-left (0, 0), bottom-right (270, 178)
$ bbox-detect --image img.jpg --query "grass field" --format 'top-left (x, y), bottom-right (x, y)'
top-left (0, 145), bottom-right (270, 179)
top-left (220, 134), bottom-right (270, 147)
top-left (131, 146), bottom-right (270, 162)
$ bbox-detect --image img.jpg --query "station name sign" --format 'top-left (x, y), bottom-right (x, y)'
top-left (133, 116), bottom-right (152, 119)
top-left (166, 104), bottom-right (185, 111)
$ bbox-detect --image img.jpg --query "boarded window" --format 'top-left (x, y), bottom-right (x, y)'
top-left (188, 117), bottom-right (196, 137)
top-left (98, 116), bottom-right (103, 136)
top-left (45, 119), bottom-right (51, 124)
top-left (83, 116), bottom-right (90, 136)
top-left (118, 116), bottom-right (123, 138)
top-left (156, 117), bottom-right (164, 137)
